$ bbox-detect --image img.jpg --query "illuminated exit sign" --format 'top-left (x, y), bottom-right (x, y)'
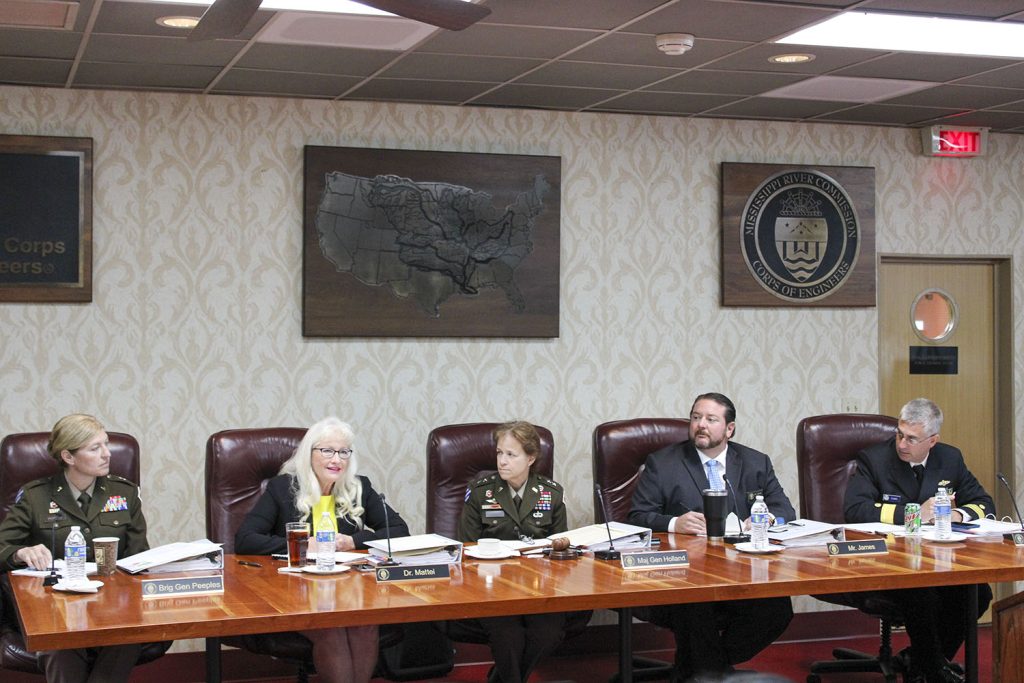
top-left (920, 125), bottom-right (987, 158)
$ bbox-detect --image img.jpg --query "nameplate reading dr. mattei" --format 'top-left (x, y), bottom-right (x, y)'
top-left (141, 575), bottom-right (224, 598)
top-left (620, 550), bottom-right (689, 570)
top-left (827, 539), bottom-right (887, 556)
top-left (376, 564), bottom-right (451, 582)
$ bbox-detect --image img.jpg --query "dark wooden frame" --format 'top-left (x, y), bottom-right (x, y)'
top-left (0, 135), bottom-right (92, 303)
top-left (721, 162), bottom-right (875, 307)
top-left (302, 146), bottom-right (560, 338)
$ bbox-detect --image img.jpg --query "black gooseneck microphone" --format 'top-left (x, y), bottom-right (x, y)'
top-left (593, 484), bottom-right (621, 561)
top-left (43, 519), bottom-right (60, 586)
top-left (996, 473), bottom-right (1024, 533)
top-left (721, 475), bottom-right (750, 543)
top-left (377, 493), bottom-right (399, 567)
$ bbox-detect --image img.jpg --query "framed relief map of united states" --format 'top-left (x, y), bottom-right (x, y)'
top-left (303, 146), bottom-right (560, 338)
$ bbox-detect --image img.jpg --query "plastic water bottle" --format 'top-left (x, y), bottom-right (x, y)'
top-left (750, 495), bottom-right (770, 550)
top-left (64, 526), bottom-right (87, 584)
top-left (934, 487), bottom-right (952, 539)
top-left (315, 511), bottom-right (336, 572)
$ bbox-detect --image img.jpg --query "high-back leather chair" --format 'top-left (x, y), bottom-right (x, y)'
top-left (592, 418), bottom-right (690, 524)
top-left (0, 431), bottom-right (170, 675)
top-left (797, 413), bottom-right (903, 682)
top-left (425, 423), bottom-right (554, 539)
top-left (591, 418), bottom-right (689, 682)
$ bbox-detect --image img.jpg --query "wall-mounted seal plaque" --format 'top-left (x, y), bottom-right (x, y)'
top-left (0, 135), bottom-right (92, 303)
top-left (721, 163), bottom-right (875, 307)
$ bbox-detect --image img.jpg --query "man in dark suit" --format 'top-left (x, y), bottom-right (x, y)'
top-left (845, 398), bottom-right (993, 683)
top-left (629, 392), bottom-right (796, 682)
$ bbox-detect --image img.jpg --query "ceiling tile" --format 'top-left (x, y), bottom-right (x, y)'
top-left (346, 78), bottom-right (494, 103)
top-left (471, 84), bottom-right (624, 110)
top-left (859, 0), bottom-right (1024, 19)
top-left (568, 32), bottom-right (751, 68)
top-left (884, 84), bottom-right (1024, 108)
top-left (94, 0), bottom-right (273, 39)
top-left (480, 0), bottom-right (669, 31)
top-left (416, 24), bottom-right (601, 59)
top-left (957, 62), bottom-right (1024, 89)
top-left (83, 34), bottom-right (245, 67)
top-left (834, 53), bottom-right (1018, 82)
top-left (813, 103), bottom-right (965, 125)
top-left (380, 53), bottom-right (544, 81)
top-left (211, 68), bottom-right (361, 98)
top-left (518, 61), bottom-right (680, 90)
top-left (237, 43), bottom-right (397, 76)
top-left (0, 56), bottom-right (70, 85)
top-left (595, 90), bottom-right (740, 115)
top-left (923, 109), bottom-right (1024, 130)
top-left (629, 0), bottom-right (837, 42)
top-left (0, 28), bottom-right (81, 58)
top-left (709, 97), bottom-right (853, 119)
top-left (649, 69), bottom-right (809, 95)
top-left (73, 61), bottom-right (221, 89)
top-left (707, 44), bottom-right (889, 73)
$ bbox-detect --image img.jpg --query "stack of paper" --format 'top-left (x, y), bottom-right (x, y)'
top-left (552, 521), bottom-right (652, 551)
top-left (364, 533), bottom-right (462, 565)
top-left (116, 539), bottom-right (223, 574)
top-left (765, 519), bottom-right (844, 547)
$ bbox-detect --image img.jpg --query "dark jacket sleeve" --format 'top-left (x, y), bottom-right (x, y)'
top-left (944, 448), bottom-right (994, 521)
top-left (235, 475), bottom-right (292, 555)
top-left (756, 452), bottom-right (796, 522)
top-left (458, 485), bottom-right (484, 543)
top-left (0, 487), bottom-right (39, 571)
top-left (348, 476), bottom-right (409, 549)
top-left (843, 447), bottom-right (889, 524)
top-left (123, 484), bottom-right (149, 557)
top-left (628, 450), bottom-right (681, 532)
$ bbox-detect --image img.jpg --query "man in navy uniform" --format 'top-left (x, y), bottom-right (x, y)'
top-left (845, 398), bottom-right (993, 683)
top-left (629, 392), bottom-right (795, 682)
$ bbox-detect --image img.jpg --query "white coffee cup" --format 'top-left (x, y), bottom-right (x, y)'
top-left (475, 538), bottom-right (503, 557)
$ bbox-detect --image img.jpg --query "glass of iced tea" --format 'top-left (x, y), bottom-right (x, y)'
top-left (286, 522), bottom-right (309, 569)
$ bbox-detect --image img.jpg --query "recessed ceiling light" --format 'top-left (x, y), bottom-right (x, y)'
top-left (157, 15), bottom-right (200, 28)
top-left (778, 11), bottom-right (1024, 59)
top-left (768, 53), bottom-right (815, 64)
top-left (138, 0), bottom-right (474, 17)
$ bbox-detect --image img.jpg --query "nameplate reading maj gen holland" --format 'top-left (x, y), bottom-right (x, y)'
top-left (827, 539), bottom-right (887, 556)
top-left (376, 564), bottom-right (451, 582)
top-left (620, 550), bottom-right (689, 570)
top-left (141, 575), bottom-right (224, 598)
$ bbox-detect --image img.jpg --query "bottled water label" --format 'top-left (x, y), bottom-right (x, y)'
top-left (64, 526), bottom-right (88, 584)
top-left (316, 529), bottom-right (336, 571)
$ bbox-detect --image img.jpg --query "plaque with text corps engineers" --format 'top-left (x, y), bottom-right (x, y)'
top-left (0, 136), bottom-right (92, 303)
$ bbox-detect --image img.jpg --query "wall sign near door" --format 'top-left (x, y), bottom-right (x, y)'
top-left (909, 346), bottom-right (958, 375)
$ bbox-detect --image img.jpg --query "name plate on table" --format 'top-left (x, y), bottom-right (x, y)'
top-left (828, 539), bottom-right (887, 556)
top-left (141, 574), bottom-right (224, 598)
top-left (621, 550), bottom-right (689, 570)
top-left (1009, 532), bottom-right (1024, 546)
top-left (376, 564), bottom-right (450, 582)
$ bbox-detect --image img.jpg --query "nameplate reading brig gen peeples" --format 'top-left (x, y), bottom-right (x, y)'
top-left (141, 575), bottom-right (224, 598)
top-left (376, 564), bottom-right (451, 583)
top-left (620, 550), bottom-right (689, 570)
top-left (828, 539), bottom-right (887, 556)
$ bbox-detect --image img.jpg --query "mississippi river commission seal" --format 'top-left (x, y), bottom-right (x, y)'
top-left (740, 170), bottom-right (860, 302)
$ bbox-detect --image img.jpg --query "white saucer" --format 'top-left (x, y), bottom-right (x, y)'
top-left (922, 531), bottom-right (968, 542)
top-left (54, 579), bottom-right (103, 593)
top-left (465, 548), bottom-right (518, 560)
top-left (733, 542), bottom-right (783, 554)
top-left (301, 564), bottom-right (351, 575)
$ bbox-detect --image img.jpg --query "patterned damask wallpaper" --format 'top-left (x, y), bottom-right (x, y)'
top-left (1, 86), bottom-right (1023, 621)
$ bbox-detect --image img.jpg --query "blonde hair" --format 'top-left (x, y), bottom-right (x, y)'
top-left (280, 417), bottom-right (364, 527)
top-left (47, 414), bottom-right (105, 469)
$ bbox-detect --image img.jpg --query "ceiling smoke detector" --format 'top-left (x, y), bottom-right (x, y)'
top-left (656, 33), bottom-right (695, 56)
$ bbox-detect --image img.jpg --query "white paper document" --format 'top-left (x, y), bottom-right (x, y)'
top-left (365, 533), bottom-right (462, 565)
top-left (552, 521), bottom-right (652, 551)
top-left (765, 518), bottom-right (844, 547)
top-left (12, 559), bottom-right (98, 578)
top-left (116, 539), bottom-right (224, 574)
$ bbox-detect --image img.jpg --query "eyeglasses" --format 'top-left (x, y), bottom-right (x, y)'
top-left (313, 447), bottom-right (353, 461)
top-left (895, 430), bottom-right (935, 446)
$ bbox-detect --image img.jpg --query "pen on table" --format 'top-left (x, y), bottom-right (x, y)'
top-left (238, 560), bottom-right (262, 567)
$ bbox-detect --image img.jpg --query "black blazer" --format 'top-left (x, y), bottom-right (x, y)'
top-left (844, 438), bottom-right (994, 525)
top-left (235, 474), bottom-right (409, 554)
top-left (628, 439), bottom-right (795, 532)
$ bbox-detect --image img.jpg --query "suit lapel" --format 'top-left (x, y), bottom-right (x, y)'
top-left (681, 443), bottom-right (707, 492)
top-left (889, 457), bottom-right (920, 502)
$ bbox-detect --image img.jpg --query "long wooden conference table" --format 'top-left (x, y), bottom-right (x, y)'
top-left (10, 532), bottom-right (1024, 683)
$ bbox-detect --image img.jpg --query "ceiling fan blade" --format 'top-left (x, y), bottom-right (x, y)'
top-left (357, 0), bottom-right (491, 31)
top-left (188, 0), bottom-right (264, 41)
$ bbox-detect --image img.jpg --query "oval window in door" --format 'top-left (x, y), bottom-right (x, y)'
top-left (910, 288), bottom-right (958, 343)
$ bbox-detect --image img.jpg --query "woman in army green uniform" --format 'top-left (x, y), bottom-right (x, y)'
top-left (457, 421), bottom-right (570, 683)
top-left (0, 414), bottom-right (149, 683)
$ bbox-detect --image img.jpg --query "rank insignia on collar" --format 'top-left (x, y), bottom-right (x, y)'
top-left (102, 495), bottom-right (128, 512)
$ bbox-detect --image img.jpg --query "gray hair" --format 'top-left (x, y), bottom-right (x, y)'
top-left (899, 398), bottom-right (943, 436)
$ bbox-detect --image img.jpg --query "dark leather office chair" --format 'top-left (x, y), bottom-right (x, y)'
top-left (797, 413), bottom-right (903, 683)
top-left (0, 431), bottom-right (171, 675)
top-left (425, 423), bottom-right (589, 645)
top-left (592, 418), bottom-right (690, 682)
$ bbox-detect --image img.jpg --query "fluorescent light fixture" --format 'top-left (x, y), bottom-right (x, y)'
top-left (135, 0), bottom-right (472, 16)
top-left (778, 11), bottom-right (1024, 59)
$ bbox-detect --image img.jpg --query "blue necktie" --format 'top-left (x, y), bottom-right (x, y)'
top-left (706, 459), bottom-right (725, 490)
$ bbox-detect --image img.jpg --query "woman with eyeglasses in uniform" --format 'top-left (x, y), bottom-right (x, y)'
top-left (236, 416), bottom-right (409, 683)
